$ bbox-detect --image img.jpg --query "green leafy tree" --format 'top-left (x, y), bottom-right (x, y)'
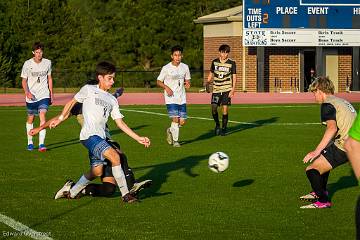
top-left (0, 54), bottom-right (13, 92)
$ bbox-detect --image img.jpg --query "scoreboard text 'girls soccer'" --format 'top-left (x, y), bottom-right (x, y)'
top-left (243, 0), bottom-right (360, 46)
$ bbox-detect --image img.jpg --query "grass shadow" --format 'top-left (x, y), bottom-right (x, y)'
top-left (226, 117), bottom-right (278, 135)
top-left (29, 199), bottom-right (95, 229)
top-left (132, 154), bottom-right (209, 199)
top-left (327, 171), bottom-right (357, 201)
top-left (182, 117), bottom-right (278, 145)
top-left (232, 179), bottom-right (255, 188)
top-left (109, 124), bottom-right (148, 137)
top-left (46, 138), bottom-right (80, 150)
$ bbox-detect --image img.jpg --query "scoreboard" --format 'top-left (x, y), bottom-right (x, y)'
top-left (243, 0), bottom-right (360, 46)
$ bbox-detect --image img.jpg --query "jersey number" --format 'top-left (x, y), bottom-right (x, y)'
top-left (103, 107), bottom-right (109, 118)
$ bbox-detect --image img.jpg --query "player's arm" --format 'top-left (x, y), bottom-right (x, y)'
top-left (157, 80), bottom-right (173, 96)
top-left (207, 72), bottom-right (213, 83)
top-left (49, 98), bottom-right (78, 128)
top-left (21, 77), bottom-right (34, 100)
top-left (229, 73), bottom-right (237, 98)
top-left (184, 66), bottom-right (191, 89)
top-left (48, 74), bottom-right (54, 103)
top-left (114, 118), bottom-right (150, 147)
top-left (229, 61), bottom-right (237, 97)
top-left (185, 79), bottom-right (191, 89)
top-left (29, 112), bottom-right (72, 136)
top-left (207, 61), bottom-right (215, 83)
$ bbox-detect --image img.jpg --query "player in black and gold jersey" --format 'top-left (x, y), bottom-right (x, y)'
top-left (300, 76), bottom-right (357, 209)
top-left (206, 44), bottom-right (237, 136)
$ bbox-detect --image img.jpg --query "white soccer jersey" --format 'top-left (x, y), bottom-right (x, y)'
top-left (21, 58), bottom-right (52, 103)
top-left (74, 85), bottom-right (123, 140)
top-left (157, 62), bottom-right (191, 105)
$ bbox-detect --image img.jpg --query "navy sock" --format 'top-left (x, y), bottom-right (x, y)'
top-left (321, 171), bottom-right (330, 191)
top-left (306, 169), bottom-right (328, 202)
top-left (212, 104), bottom-right (220, 127)
top-left (222, 114), bottom-right (228, 130)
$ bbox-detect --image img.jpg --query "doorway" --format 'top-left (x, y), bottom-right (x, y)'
top-left (304, 50), bottom-right (316, 92)
top-left (325, 49), bottom-right (339, 93)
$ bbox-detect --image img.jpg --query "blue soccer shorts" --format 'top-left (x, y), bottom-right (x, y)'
top-left (26, 98), bottom-right (51, 116)
top-left (166, 104), bottom-right (187, 119)
top-left (81, 135), bottom-right (112, 166)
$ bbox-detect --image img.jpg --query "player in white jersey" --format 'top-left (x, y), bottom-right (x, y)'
top-left (50, 61), bottom-right (150, 204)
top-left (21, 42), bottom-right (53, 152)
top-left (157, 46), bottom-right (191, 147)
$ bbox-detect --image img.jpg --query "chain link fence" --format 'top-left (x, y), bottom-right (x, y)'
top-left (51, 69), bottom-right (205, 89)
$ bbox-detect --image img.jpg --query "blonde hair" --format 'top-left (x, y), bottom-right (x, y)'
top-left (308, 76), bottom-right (335, 94)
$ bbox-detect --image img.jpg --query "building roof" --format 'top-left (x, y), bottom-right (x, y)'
top-left (194, 5), bottom-right (242, 24)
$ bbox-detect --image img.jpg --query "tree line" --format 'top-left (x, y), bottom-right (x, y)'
top-left (0, 0), bottom-right (239, 88)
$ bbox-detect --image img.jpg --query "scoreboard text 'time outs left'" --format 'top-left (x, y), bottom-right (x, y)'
top-left (243, 0), bottom-right (360, 46)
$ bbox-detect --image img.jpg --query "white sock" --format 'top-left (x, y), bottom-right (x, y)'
top-left (70, 175), bottom-right (90, 198)
top-left (112, 165), bottom-right (129, 196)
top-left (26, 123), bottom-right (33, 145)
top-left (39, 129), bottom-right (46, 145)
top-left (170, 122), bottom-right (179, 142)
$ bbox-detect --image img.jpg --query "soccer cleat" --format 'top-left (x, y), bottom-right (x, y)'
top-left (214, 126), bottom-right (221, 136)
top-left (27, 144), bottom-right (34, 151)
top-left (300, 201), bottom-right (331, 209)
top-left (299, 191), bottom-right (328, 202)
top-left (299, 192), bottom-right (318, 202)
top-left (166, 128), bottom-right (173, 145)
top-left (122, 193), bottom-right (138, 203)
top-left (173, 141), bottom-right (181, 147)
top-left (54, 180), bottom-right (74, 200)
top-left (220, 128), bottom-right (227, 136)
top-left (129, 180), bottom-right (153, 195)
top-left (62, 191), bottom-right (73, 199)
top-left (38, 144), bottom-right (47, 152)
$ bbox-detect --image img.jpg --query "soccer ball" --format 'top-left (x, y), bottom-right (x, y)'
top-left (208, 152), bottom-right (229, 173)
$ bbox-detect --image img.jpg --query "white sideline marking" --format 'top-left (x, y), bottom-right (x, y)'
top-left (0, 213), bottom-right (53, 240)
top-left (2, 106), bottom-right (320, 125)
top-left (121, 109), bottom-right (320, 126)
top-left (1, 104), bottom-right (316, 112)
top-left (119, 105), bottom-right (316, 110)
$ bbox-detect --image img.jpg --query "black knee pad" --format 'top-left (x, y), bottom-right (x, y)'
top-left (102, 182), bottom-right (116, 196)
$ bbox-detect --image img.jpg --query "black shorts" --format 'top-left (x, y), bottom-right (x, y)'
top-left (321, 143), bottom-right (348, 169)
top-left (101, 159), bottom-right (113, 178)
top-left (211, 91), bottom-right (231, 106)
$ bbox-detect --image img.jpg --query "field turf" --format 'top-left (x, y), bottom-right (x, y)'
top-left (0, 104), bottom-right (359, 239)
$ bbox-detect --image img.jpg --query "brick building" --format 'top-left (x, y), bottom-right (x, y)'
top-left (194, 6), bottom-right (360, 93)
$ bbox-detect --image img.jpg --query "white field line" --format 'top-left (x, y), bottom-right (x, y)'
top-left (121, 109), bottom-right (320, 126)
top-left (119, 105), bottom-right (317, 110)
top-left (0, 213), bottom-right (54, 240)
top-left (0, 105), bottom-right (316, 111)
top-left (1, 106), bottom-right (320, 126)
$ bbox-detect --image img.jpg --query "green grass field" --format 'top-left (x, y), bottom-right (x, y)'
top-left (0, 104), bottom-right (359, 239)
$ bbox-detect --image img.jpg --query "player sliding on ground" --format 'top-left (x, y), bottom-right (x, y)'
top-left (29, 86), bottom-right (152, 200)
top-left (48, 61), bottom-right (150, 203)
top-left (300, 76), bottom-right (356, 209)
